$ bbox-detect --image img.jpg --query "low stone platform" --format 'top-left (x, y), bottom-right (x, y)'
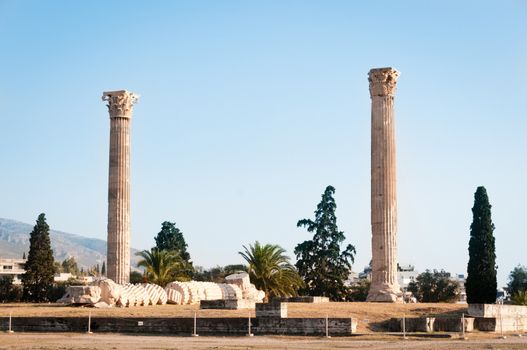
top-left (200, 299), bottom-right (256, 310)
top-left (468, 303), bottom-right (527, 318)
top-left (256, 302), bottom-right (288, 318)
top-left (469, 304), bottom-right (527, 332)
top-left (274, 296), bottom-right (330, 303)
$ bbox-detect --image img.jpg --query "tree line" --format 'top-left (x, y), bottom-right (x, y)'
top-left (2, 185), bottom-right (525, 305)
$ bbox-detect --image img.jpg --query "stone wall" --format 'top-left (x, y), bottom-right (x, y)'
top-left (388, 317), bottom-right (474, 333)
top-left (0, 316), bottom-right (355, 336)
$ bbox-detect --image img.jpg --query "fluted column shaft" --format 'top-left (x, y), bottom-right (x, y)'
top-left (367, 68), bottom-right (402, 302)
top-left (102, 90), bottom-right (139, 285)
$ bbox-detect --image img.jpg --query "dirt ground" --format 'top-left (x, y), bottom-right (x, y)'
top-left (1, 333), bottom-right (527, 350)
top-left (0, 303), bottom-right (525, 349)
top-left (0, 302), bottom-right (467, 333)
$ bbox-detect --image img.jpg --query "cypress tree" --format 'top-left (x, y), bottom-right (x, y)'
top-left (465, 186), bottom-right (497, 304)
top-left (294, 186), bottom-right (356, 301)
top-left (22, 213), bottom-right (55, 302)
top-left (101, 261), bottom-right (106, 276)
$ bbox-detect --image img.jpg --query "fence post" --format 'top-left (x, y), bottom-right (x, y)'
top-left (325, 314), bottom-right (331, 338)
top-left (460, 313), bottom-right (467, 340)
top-left (8, 312), bottom-right (14, 334)
top-left (191, 311), bottom-right (199, 337)
top-left (247, 314), bottom-right (254, 337)
top-left (87, 311), bottom-right (93, 334)
top-left (402, 314), bottom-right (407, 339)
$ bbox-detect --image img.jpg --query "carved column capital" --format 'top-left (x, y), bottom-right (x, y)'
top-left (102, 90), bottom-right (139, 118)
top-left (368, 67), bottom-right (400, 97)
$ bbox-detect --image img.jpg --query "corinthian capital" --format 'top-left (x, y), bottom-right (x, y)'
top-left (102, 90), bottom-right (139, 118)
top-left (368, 68), bottom-right (400, 97)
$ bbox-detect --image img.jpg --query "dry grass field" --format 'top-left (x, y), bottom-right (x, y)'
top-left (2, 303), bottom-right (526, 349)
top-left (0, 302), bottom-right (467, 333)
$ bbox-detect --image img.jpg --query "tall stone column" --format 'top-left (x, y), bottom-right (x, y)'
top-left (102, 90), bottom-right (139, 285)
top-left (366, 68), bottom-right (402, 302)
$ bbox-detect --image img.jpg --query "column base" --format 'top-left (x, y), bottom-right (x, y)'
top-left (367, 283), bottom-right (403, 303)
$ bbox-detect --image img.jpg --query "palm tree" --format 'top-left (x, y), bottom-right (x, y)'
top-left (136, 248), bottom-right (183, 287)
top-left (511, 290), bottom-right (527, 305)
top-left (239, 241), bottom-right (304, 302)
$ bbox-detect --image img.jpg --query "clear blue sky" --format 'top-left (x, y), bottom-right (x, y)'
top-left (1, 1), bottom-right (526, 287)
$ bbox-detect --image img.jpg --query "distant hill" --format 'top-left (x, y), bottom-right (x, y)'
top-left (0, 218), bottom-right (140, 269)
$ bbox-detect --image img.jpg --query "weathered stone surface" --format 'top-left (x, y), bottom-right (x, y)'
top-left (103, 90), bottom-right (139, 285)
top-left (225, 272), bottom-right (251, 290)
top-left (165, 281), bottom-right (190, 304)
top-left (367, 67), bottom-right (403, 303)
top-left (256, 302), bottom-right (288, 318)
top-left (388, 317), bottom-right (474, 333)
top-left (60, 278), bottom-right (261, 308)
top-left (93, 301), bottom-right (111, 308)
top-left (468, 303), bottom-right (527, 318)
top-left (434, 317), bottom-right (474, 332)
top-left (57, 286), bottom-right (101, 304)
top-left (164, 280), bottom-right (261, 305)
top-left (224, 273), bottom-right (265, 302)
top-left (468, 304), bottom-right (527, 332)
top-left (219, 283), bottom-right (243, 300)
top-left (0, 316), bottom-right (356, 336)
top-left (141, 283), bottom-right (167, 305)
top-left (200, 299), bottom-right (256, 310)
top-left (92, 278), bottom-right (122, 305)
top-left (255, 318), bottom-right (356, 335)
top-left (388, 317), bottom-right (432, 332)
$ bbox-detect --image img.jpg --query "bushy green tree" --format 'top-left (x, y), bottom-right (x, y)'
top-left (240, 241), bottom-right (304, 302)
top-left (349, 279), bottom-right (370, 302)
top-left (129, 270), bottom-right (144, 284)
top-left (0, 276), bottom-right (23, 303)
top-left (511, 290), bottom-right (527, 306)
top-left (194, 264), bottom-right (247, 283)
top-left (507, 265), bottom-right (527, 297)
top-left (61, 257), bottom-right (79, 275)
top-left (407, 270), bottom-right (459, 302)
top-left (154, 221), bottom-right (191, 262)
top-left (294, 186), bottom-right (356, 301)
top-left (465, 186), bottom-right (497, 304)
top-left (22, 213), bottom-right (55, 302)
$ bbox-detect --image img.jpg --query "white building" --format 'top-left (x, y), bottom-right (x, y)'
top-left (0, 258), bottom-right (26, 285)
top-left (451, 273), bottom-right (467, 303)
top-left (397, 264), bottom-right (419, 289)
top-left (54, 272), bottom-right (74, 282)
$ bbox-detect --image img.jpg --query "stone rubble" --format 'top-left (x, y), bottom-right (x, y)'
top-left (57, 273), bottom-right (264, 308)
top-left (57, 286), bottom-right (102, 304)
top-left (164, 274), bottom-right (263, 305)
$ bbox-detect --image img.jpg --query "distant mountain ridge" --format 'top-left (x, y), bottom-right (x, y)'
top-left (0, 217), bottom-right (140, 269)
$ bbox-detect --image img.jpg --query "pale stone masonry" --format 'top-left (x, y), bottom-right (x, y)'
top-left (102, 90), bottom-right (139, 284)
top-left (366, 68), bottom-right (403, 302)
